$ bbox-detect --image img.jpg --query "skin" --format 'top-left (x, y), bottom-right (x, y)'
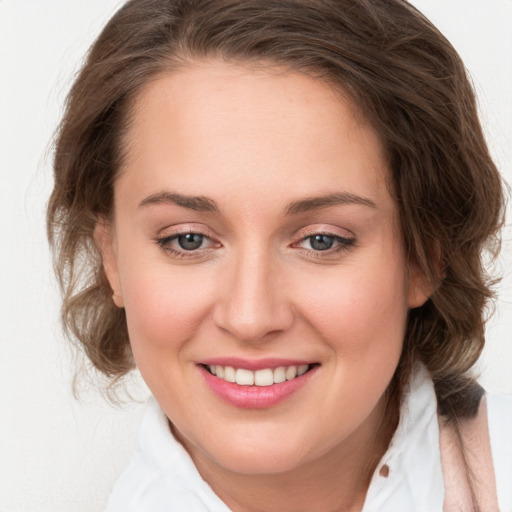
top-left (97, 61), bottom-right (430, 512)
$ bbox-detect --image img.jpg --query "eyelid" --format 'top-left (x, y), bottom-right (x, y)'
top-left (293, 224), bottom-right (355, 241)
top-left (156, 223), bottom-right (218, 240)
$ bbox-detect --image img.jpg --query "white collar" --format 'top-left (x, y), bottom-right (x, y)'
top-left (107, 365), bottom-right (444, 511)
top-left (362, 364), bottom-right (444, 511)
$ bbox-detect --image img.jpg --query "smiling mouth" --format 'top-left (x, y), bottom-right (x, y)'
top-left (203, 363), bottom-right (317, 386)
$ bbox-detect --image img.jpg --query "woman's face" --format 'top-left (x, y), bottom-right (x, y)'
top-left (100, 61), bottom-right (428, 475)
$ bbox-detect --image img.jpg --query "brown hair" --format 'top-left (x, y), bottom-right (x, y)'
top-left (48, 0), bottom-right (504, 416)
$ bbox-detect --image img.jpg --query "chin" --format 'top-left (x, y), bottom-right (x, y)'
top-left (182, 427), bottom-right (315, 476)
top-left (211, 447), bottom-right (310, 476)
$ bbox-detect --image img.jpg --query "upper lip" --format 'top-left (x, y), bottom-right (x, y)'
top-left (199, 357), bottom-right (316, 371)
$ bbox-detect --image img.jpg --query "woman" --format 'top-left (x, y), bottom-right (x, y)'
top-left (47, 0), bottom-right (511, 510)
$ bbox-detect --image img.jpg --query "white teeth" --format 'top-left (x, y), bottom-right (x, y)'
top-left (224, 366), bottom-right (236, 383)
top-left (285, 366), bottom-right (298, 380)
top-left (297, 364), bottom-right (308, 376)
top-left (207, 364), bottom-right (311, 386)
top-left (236, 368), bottom-right (254, 385)
top-left (273, 367), bottom-right (286, 383)
top-left (254, 369), bottom-right (274, 387)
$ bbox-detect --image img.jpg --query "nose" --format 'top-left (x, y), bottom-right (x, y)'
top-left (212, 246), bottom-right (294, 343)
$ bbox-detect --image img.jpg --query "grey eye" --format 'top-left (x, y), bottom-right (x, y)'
top-left (177, 233), bottom-right (204, 250)
top-left (309, 234), bottom-right (334, 251)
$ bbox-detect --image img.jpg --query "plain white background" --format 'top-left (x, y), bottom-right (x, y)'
top-left (0, 1), bottom-right (511, 511)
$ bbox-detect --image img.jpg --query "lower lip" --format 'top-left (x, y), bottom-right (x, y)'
top-left (199, 365), bottom-right (318, 409)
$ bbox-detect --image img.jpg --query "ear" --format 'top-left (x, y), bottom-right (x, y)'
top-left (407, 244), bottom-right (443, 309)
top-left (407, 265), bottom-right (434, 309)
top-left (93, 219), bottom-right (124, 308)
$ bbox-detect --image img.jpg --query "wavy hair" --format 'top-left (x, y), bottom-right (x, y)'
top-left (48, 0), bottom-right (504, 416)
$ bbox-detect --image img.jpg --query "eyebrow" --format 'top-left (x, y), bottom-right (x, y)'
top-left (138, 191), bottom-right (376, 214)
top-left (138, 192), bottom-right (219, 212)
top-left (285, 193), bottom-right (377, 215)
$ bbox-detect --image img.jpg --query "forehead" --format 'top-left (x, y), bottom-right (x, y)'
top-left (118, 60), bottom-right (392, 213)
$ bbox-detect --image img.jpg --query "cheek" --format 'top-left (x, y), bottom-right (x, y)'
top-left (119, 263), bottom-right (215, 360)
top-left (296, 254), bottom-right (409, 357)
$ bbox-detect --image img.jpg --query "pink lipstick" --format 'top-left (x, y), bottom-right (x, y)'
top-left (198, 359), bottom-right (318, 409)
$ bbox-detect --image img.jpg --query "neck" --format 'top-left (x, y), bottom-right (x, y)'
top-left (179, 392), bottom-right (399, 512)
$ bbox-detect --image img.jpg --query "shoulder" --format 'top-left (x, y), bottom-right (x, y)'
top-left (105, 397), bottom-right (230, 512)
top-left (486, 392), bottom-right (512, 511)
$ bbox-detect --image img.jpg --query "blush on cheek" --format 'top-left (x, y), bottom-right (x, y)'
top-left (312, 271), bottom-right (404, 326)
top-left (122, 273), bottom-right (214, 354)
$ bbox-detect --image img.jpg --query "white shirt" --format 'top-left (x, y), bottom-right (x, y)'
top-left (106, 367), bottom-right (512, 511)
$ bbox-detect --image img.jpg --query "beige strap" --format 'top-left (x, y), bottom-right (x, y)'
top-left (439, 397), bottom-right (499, 512)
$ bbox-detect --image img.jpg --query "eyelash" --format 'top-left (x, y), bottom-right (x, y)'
top-left (155, 230), bottom-right (356, 259)
top-left (156, 231), bottom-right (219, 259)
top-left (293, 232), bottom-right (356, 256)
